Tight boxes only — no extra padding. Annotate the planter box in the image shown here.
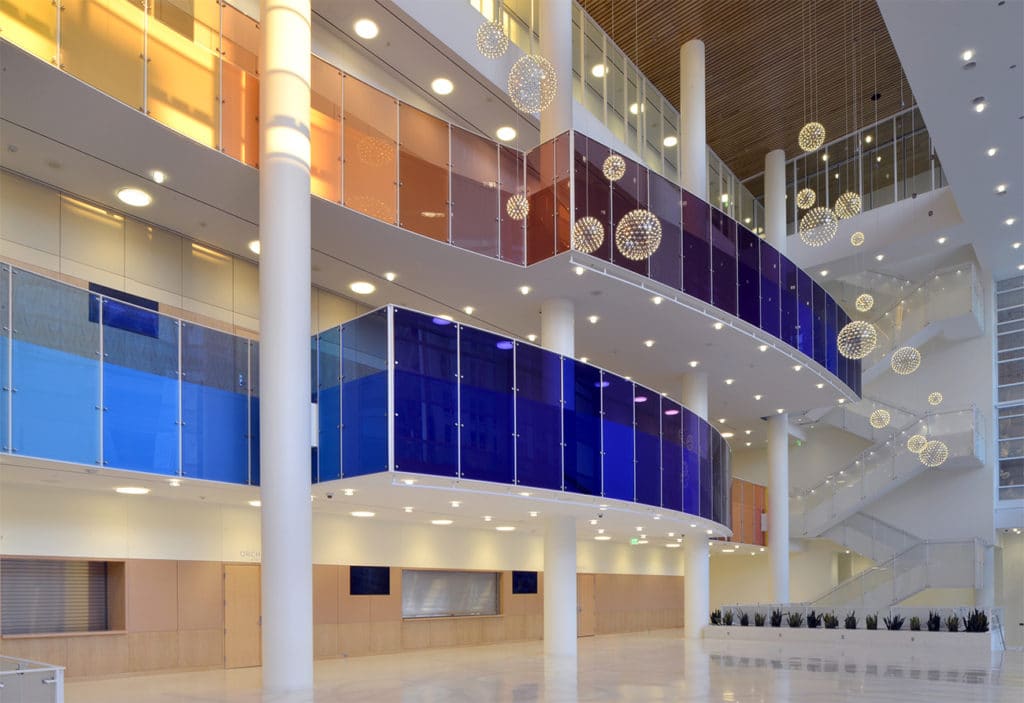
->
[703,625,1001,652]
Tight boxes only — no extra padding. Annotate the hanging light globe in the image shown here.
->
[855,293,875,312]
[799,206,838,247]
[572,216,605,254]
[850,231,865,247]
[919,440,949,467]
[907,434,928,454]
[476,20,509,59]
[506,193,529,221]
[869,409,891,429]
[890,346,922,375]
[798,121,826,152]
[928,392,943,406]
[615,209,662,260]
[508,54,557,114]
[834,191,863,219]
[797,188,817,209]
[602,154,626,182]
[837,320,878,359]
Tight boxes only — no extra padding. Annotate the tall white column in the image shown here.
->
[684,535,709,639]
[765,149,787,253]
[679,39,707,200]
[258,0,313,693]
[544,515,578,658]
[680,371,708,420]
[541,298,574,357]
[539,0,573,142]
[768,413,790,603]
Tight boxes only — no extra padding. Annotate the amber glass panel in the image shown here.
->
[221,5,259,166]
[343,75,397,225]
[0,0,58,62]
[499,145,525,264]
[398,103,449,242]
[146,0,220,148]
[61,0,145,110]
[554,132,572,253]
[526,140,555,265]
[311,57,342,202]
[451,127,499,258]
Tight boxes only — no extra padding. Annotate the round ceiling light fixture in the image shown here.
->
[506,193,530,221]
[869,408,891,429]
[796,187,817,209]
[837,320,878,359]
[850,231,866,247]
[615,209,662,261]
[919,440,949,467]
[476,20,509,59]
[349,281,376,295]
[855,293,875,312]
[508,54,557,114]
[116,187,152,207]
[353,18,379,39]
[603,154,626,181]
[430,77,454,95]
[798,206,838,247]
[907,434,928,454]
[572,216,605,254]
[495,126,517,142]
[928,392,943,406]
[890,346,922,375]
[798,121,826,152]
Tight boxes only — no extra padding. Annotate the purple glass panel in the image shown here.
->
[780,255,799,349]
[634,387,661,508]
[499,145,525,265]
[526,140,555,265]
[586,137,613,262]
[682,191,711,302]
[515,343,562,490]
[648,171,682,290]
[555,132,572,253]
[451,126,499,258]
[682,409,700,515]
[610,157,649,276]
[813,281,827,368]
[759,242,781,338]
[710,209,737,315]
[601,374,634,502]
[736,224,760,327]
[797,270,814,358]
[698,417,713,520]
[660,399,683,512]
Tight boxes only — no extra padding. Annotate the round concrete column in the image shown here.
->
[679,39,707,200]
[768,413,790,603]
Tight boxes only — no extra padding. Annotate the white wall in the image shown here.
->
[731,426,872,493]
[997,530,1023,648]
[708,540,848,609]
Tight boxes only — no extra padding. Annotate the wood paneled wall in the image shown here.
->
[592,574,684,634]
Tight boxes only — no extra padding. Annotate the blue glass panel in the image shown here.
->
[317,327,342,482]
[853,358,863,397]
[648,172,682,290]
[812,282,827,368]
[342,309,388,477]
[797,270,814,358]
[250,341,260,485]
[780,256,799,349]
[459,326,514,484]
[660,399,682,512]
[0,265,9,453]
[682,410,700,515]
[102,306,178,475]
[712,432,725,525]
[736,225,760,327]
[563,359,601,496]
[181,324,249,484]
[11,270,99,464]
[698,417,713,520]
[610,158,648,276]
[601,373,634,502]
[682,191,710,302]
[634,387,660,508]
[393,309,458,477]
[759,241,780,338]
[515,343,562,490]
[826,296,838,375]
[838,306,849,388]
[710,210,737,315]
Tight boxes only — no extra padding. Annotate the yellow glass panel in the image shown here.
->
[61,0,145,110]
[0,0,58,63]
[311,57,341,203]
[221,5,259,166]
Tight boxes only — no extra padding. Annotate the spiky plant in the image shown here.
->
[963,609,989,633]
[927,611,941,632]
[710,609,722,625]
[738,610,749,627]
[823,612,839,629]
[770,609,783,627]
[865,614,878,631]
[722,609,734,626]
[946,615,960,632]
[754,612,766,627]
[787,611,804,628]
[844,612,858,630]
[883,613,905,631]
[806,610,821,628]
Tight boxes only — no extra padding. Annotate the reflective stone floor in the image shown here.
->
[65,630,1024,702]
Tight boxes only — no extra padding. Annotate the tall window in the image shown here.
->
[997,275,1024,500]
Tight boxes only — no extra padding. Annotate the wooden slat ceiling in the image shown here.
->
[582,0,914,181]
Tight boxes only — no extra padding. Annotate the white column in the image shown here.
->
[684,535,709,639]
[544,515,578,658]
[680,371,708,421]
[258,0,313,693]
[539,0,573,142]
[765,149,787,253]
[679,39,707,200]
[541,298,574,357]
[976,544,995,608]
[768,413,790,603]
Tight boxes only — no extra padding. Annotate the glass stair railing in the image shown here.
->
[821,512,920,564]
[793,394,919,443]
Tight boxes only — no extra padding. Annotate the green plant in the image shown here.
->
[738,610,749,627]
[865,614,878,630]
[963,609,989,633]
[787,612,804,628]
[770,609,783,627]
[844,612,858,630]
[927,611,941,632]
[754,612,766,627]
[806,610,821,628]
[945,615,960,632]
[722,609,734,626]
[909,616,921,631]
[823,612,839,629]
[710,609,722,625]
[883,613,905,631]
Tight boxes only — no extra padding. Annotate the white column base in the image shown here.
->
[544,515,578,658]
[684,535,710,639]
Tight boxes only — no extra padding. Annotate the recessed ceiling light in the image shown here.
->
[384,271,397,281]
[718,418,726,424]
[721,432,734,438]
[663,135,678,148]
[431,519,453,526]
[402,478,416,485]
[822,153,829,162]
[248,240,261,255]
[864,134,873,144]
[875,254,885,261]
[351,511,375,518]
[689,523,697,528]
[404,506,413,513]
[688,360,699,368]
[519,285,531,295]
[1018,264,1024,271]
[496,526,516,532]
[706,529,713,535]
[974,102,986,113]
[1007,219,1018,227]
[987,147,998,157]
[962,49,974,62]
[936,237,947,244]
[590,519,598,525]
[349,281,376,295]
[529,511,538,517]
[116,486,150,495]
[792,365,803,372]
[816,383,825,389]
[720,193,729,204]
[666,543,680,548]
[591,64,607,78]
[169,479,181,487]
[644,339,655,347]
[837,398,846,404]
[996,184,1008,194]
[776,408,785,414]
[713,322,724,330]
[574,266,585,276]
[151,170,167,184]
[450,501,461,508]
[754,394,762,400]
[819,270,828,277]
[579,356,589,363]
[724,378,734,385]
[651,295,663,305]
[248,499,261,507]
[496,126,517,142]
[353,18,379,39]
[588,315,599,324]
[463,306,475,315]
[116,187,152,207]
[758,344,768,352]
[744,217,751,224]
[343,488,355,496]
[629,102,641,115]
[519,491,532,497]
[1013,241,1021,249]
[595,535,612,541]
[876,155,882,163]
[744,430,752,435]
[431,78,454,95]
[527,334,537,342]
[745,441,752,446]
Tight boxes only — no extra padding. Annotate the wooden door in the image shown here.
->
[224,564,261,668]
[577,573,596,637]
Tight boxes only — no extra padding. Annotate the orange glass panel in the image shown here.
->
[221,5,259,166]
[555,132,572,253]
[499,145,525,264]
[343,75,397,225]
[398,103,449,242]
[526,139,555,265]
[311,57,342,202]
[0,0,58,63]
[61,0,145,110]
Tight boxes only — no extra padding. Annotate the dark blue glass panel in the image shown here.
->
[317,327,342,482]
[515,343,562,490]
[0,265,7,453]
[88,283,159,337]
[736,225,760,327]
[797,270,814,358]
[712,432,725,525]
[660,399,682,512]
[610,158,648,276]
[181,324,249,484]
[459,326,514,484]
[393,309,458,477]
[759,241,780,338]
[250,342,260,485]
[826,296,838,375]
[682,410,700,515]
[634,388,660,508]
[838,305,849,388]
[648,172,682,290]
[563,359,602,496]
[853,358,863,397]
[698,417,713,520]
[710,210,737,315]
[342,309,388,477]
[103,305,179,475]
[682,191,711,302]
[601,374,634,502]
[812,282,827,368]
[780,256,799,349]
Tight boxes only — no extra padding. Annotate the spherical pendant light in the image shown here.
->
[869,409,891,429]
[615,209,662,260]
[890,346,922,375]
[572,216,605,254]
[797,188,817,209]
[927,392,943,406]
[850,231,865,247]
[506,193,529,220]
[476,20,509,59]
[837,320,878,359]
[907,434,928,454]
[855,293,875,312]
[798,121,826,152]
[919,440,949,467]
[508,54,557,114]
[834,191,863,219]
[799,206,838,247]
[603,154,626,182]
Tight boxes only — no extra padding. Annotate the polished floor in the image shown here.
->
[65,630,1024,702]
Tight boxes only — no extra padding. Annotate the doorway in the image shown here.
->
[577,573,596,637]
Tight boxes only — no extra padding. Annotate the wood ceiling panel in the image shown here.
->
[582,0,913,180]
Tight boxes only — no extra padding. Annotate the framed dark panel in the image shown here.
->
[341,309,388,477]
[736,225,760,327]
[780,256,800,349]
[660,399,683,512]
[698,417,713,521]
[601,374,634,502]
[563,359,602,496]
[634,387,661,508]
[499,145,526,265]
[710,209,737,315]
[88,283,159,337]
[797,270,814,359]
[526,140,555,265]
[451,126,499,258]
[648,172,682,290]
[682,191,711,302]
[350,566,390,595]
[682,409,701,516]
[826,295,838,375]
[838,307,850,387]
[759,242,781,338]
[459,326,515,484]
[512,570,538,594]
[812,281,827,369]
[585,136,613,262]
[515,343,562,490]
[317,327,341,482]
[610,157,649,276]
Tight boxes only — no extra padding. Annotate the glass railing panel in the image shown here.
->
[610,155,648,276]
[525,139,556,264]
[340,308,388,477]
[581,14,604,120]
[736,224,760,327]
[812,281,827,369]
[451,126,500,258]
[343,75,397,225]
[555,132,572,254]
[698,415,713,521]
[514,341,562,490]
[498,145,526,264]
[682,408,700,515]
[648,171,682,290]
[601,372,634,502]
[458,325,515,484]
[398,104,450,242]
[248,340,260,484]
[0,264,8,453]
[681,189,711,303]
[220,3,259,166]
[634,385,661,507]
[61,0,145,111]
[661,398,683,512]
[310,56,342,203]
[573,133,613,261]
[710,209,737,316]
[316,326,341,482]
[563,357,601,496]
[759,241,781,338]
[780,256,799,350]
[0,0,58,63]
[605,47,627,144]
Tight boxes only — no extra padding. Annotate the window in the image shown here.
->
[511,571,538,594]
[401,570,499,618]
[350,566,390,595]
[997,276,1024,500]
[1,559,124,636]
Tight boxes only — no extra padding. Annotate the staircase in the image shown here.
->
[793,394,918,443]
[822,512,920,563]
